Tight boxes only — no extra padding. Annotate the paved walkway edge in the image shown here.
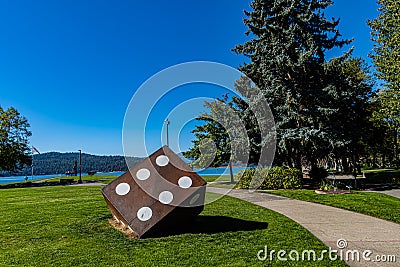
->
[207,187,400,267]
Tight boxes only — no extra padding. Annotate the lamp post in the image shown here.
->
[31,155,34,181]
[165,118,170,147]
[31,146,40,181]
[229,161,234,184]
[78,150,82,184]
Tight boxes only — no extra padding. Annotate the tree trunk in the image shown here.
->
[341,156,349,173]
[294,153,302,171]
[394,126,398,169]
[382,153,386,168]
[372,154,377,168]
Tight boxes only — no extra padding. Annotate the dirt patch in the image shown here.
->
[108,218,138,239]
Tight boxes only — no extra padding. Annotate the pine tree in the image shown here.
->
[232,0,351,169]
[323,55,375,171]
[185,0,373,173]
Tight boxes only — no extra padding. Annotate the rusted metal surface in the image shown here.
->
[101,146,206,238]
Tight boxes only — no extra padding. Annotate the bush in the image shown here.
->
[235,168,256,189]
[235,166,302,190]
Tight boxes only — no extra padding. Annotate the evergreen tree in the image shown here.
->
[185,1,375,174]
[232,0,351,169]
[323,55,375,171]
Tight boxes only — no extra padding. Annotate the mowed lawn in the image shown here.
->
[0,186,346,266]
[268,190,400,224]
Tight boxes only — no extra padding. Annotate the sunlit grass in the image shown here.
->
[0,186,346,266]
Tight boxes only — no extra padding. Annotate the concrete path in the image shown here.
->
[207,187,400,267]
[371,189,400,199]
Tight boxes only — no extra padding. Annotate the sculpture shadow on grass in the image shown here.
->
[143,216,269,238]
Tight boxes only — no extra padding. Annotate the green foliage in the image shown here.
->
[373,88,400,127]
[318,180,344,191]
[366,0,400,167]
[187,1,374,172]
[0,187,345,266]
[0,106,32,172]
[368,0,400,89]
[232,0,355,169]
[370,88,400,166]
[234,168,256,189]
[184,117,230,168]
[235,167,302,190]
[323,57,375,164]
[319,181,332,191]
[184,77,263,168]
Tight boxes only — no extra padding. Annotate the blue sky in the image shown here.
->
[0,0,379,156]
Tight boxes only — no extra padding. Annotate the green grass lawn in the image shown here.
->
[196,175,232,183]
[44,175,116,184]
[0,186,346,266]
[268,190,400,224]
[362,168,400,173]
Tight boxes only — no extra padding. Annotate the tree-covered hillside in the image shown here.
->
[17,152,143,176]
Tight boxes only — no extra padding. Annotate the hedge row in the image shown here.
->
[234,167,303,190]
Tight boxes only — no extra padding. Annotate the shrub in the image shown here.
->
[235,168,256,189]
[319,181,331,191]
[235,166,302,190]
[280,167,303,189]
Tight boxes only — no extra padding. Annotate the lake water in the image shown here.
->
[0,168,247,185]
[0,174,64,185]
[195,167,247,176]
[0,172,124,185]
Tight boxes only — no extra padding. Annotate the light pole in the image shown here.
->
[78,150,82,184]
[31,154,34,181]
[31,146,40,181]
[229,161,234,184]
[165,118,170,147]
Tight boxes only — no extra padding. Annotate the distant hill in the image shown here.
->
[17,152,143,176]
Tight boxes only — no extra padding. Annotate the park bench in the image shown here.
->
[325,172,366,189]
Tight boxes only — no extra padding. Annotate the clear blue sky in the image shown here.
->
[0,0,379,156]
